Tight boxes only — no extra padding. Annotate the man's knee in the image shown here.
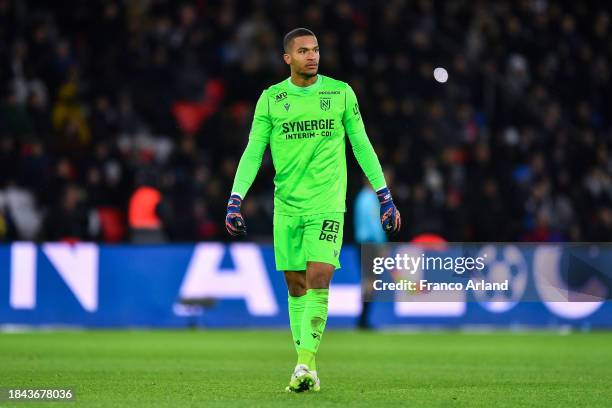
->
[307,262,334,289]
[288,282,307,297]
[285,271,307,297]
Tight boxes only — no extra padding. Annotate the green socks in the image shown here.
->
[297,288,329,371]
[288,289,330,372]
[288,293,307,352]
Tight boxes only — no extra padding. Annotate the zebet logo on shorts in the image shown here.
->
[319,220,340,243]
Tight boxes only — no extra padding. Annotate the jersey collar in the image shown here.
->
[286,75,322,94]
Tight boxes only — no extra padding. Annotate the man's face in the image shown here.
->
[284,35,319,77]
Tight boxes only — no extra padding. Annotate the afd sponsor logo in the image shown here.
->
[275,92,287,102]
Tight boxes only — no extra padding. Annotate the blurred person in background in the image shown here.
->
[353,175,388,330]
[128,172,165,244]
[42,184,91,243]
[354,176,387,245]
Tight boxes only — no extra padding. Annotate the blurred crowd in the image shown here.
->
[0,0,611,243]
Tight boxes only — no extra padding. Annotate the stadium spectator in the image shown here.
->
[354,177,387,244]
[42,184,92,243]
[128,183,165,243]
[353,176,387,329]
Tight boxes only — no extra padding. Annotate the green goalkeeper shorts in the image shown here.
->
[273,212,344,271]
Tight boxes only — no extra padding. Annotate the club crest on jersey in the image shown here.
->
[320,97,331,111]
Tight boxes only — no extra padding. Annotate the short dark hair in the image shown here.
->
[283,28,316,52]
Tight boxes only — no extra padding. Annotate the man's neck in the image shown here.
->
[290,72,318,87]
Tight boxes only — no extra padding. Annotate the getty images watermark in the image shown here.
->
[361,243,612,303]
[371,251,506,292]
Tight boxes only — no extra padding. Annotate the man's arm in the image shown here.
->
[231,90,272,198]
[226,90,271,236]
[343,84,386,191]
[344,84,401,235]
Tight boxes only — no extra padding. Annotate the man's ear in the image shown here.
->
[283,53,291,65]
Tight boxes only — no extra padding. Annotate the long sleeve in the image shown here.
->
[343,84,387,191]
[231,90,271,197]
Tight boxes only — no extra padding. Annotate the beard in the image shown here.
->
[298,67,318,78]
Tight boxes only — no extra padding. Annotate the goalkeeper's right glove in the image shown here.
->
[377,186,401,235]
[225,193,247,236]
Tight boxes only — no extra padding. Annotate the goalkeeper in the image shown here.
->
[225,28,401,393]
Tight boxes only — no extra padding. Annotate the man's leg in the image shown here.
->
[297,261,334,372]
[273,212,306,352]
[284,271,306,353]
[287,213,341,392]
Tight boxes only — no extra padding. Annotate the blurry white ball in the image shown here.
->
[433,67,448,83]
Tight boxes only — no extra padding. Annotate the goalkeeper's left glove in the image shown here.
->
[377,186,401,235]
[225,193,247,236]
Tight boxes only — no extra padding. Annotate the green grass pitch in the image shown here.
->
[1,330,611,407]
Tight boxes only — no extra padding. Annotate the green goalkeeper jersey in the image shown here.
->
[231,74,386,215]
